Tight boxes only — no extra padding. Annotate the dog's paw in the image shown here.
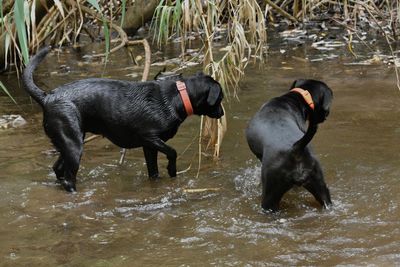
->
[61,180,77,193]
[323,201,332,210]
[148,172,160,179]
[167,164,177,177]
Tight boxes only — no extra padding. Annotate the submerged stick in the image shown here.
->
[176,164,192,175]
[83,134,101,144]
[183,188,221,193]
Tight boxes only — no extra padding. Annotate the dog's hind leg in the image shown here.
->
[303,165,332,208]
[59,141,83,192]
[53,155,65,181]
[143,147,159,178]
[143,138,177,177]
[261,167,293,212]
[45,109,84,192]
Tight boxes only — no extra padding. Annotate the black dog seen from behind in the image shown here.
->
[246,79,333,212]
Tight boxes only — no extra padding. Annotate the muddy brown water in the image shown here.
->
[1,42,400,266]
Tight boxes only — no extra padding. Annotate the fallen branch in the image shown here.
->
[265,0,298,23]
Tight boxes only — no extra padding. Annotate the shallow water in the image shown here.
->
[1,38,400,266]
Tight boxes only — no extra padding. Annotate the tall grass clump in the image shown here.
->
[0,0,121,101]
[0,0,119,72]
[152,0,267,161]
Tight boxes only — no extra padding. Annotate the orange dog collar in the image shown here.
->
[176,81,194,116]
[290,88,315,110]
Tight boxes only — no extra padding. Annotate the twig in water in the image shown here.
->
[84,134,101,144]
[177,164,192,175]
[183,188,221,193]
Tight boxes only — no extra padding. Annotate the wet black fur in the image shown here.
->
[246,79,333,212]
[23,47,224,192]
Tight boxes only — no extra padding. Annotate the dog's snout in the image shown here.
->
[208,106,224,119]
[218,106,224,117]
[216,106,224,118]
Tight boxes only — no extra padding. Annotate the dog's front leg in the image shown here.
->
[144,138,177,177]
[143,147,159,178]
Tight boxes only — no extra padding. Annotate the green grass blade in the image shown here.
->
[86,0,109,63]
[103,20,110,62]
[120,0,126,27]
[14,0,29,65]
[0,81,17,104]
[86,0,101,12]
[0,0,4,32]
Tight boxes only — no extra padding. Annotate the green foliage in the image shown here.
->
[120,0,126,27]
[87,0,110,60]
[14,0,29,65]
[0,81,17,104]
[86,0,101,12]
[0,0,112,103]
[0,1,4,32]
[151,0,188,47]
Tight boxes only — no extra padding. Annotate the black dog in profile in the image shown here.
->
[246,79,333,212]
[23,47,224,192]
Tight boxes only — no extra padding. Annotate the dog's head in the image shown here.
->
[186,72,224,119]
[291,79,333,123]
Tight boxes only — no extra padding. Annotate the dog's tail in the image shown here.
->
[22,46,51,107]
[292,114,318,152]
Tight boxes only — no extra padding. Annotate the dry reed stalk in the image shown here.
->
[357,1,400,90]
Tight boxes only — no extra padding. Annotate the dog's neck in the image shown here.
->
[282,92,312,128]
[290,88,315,110]
[169,81,193,121]
[176,81,193,116]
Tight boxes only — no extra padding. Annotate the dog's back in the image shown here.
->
[246,97,307,160]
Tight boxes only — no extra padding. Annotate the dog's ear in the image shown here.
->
[290,79,305,89]
[154,67,166,80]
[321,87,333,111]
[196,71,205,77]
[207,84,221,106]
